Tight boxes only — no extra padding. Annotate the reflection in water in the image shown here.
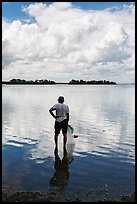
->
[50,144,74,189]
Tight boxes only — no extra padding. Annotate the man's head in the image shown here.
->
[58,96,64,103]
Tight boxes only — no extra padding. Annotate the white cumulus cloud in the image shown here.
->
[2,2,135,83]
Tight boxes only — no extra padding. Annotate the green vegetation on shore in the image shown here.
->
[2,78,56,85]
[2,78,117,85]
[68,79,117,84]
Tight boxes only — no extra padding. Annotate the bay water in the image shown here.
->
[2,84,135,200]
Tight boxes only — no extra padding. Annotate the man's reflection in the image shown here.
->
[50,145,74,188]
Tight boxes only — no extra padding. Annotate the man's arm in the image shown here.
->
[49,107,56,119]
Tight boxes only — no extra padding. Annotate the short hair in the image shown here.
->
[58,96,64,103]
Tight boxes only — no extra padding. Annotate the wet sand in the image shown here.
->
[2,191,135,202]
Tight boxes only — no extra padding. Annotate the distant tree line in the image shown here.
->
[2,78,56,84]
[68,79,117,85]
[2,78,117,85]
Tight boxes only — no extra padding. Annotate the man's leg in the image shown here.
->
[63,133,67,147]
[62,119,68,147]
[54,133,59,148]
[54,121,60,148]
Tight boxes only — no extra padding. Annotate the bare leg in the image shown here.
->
[63,144,67,156]
[54,133,59,148]
[63,133,67,147]
[54,145,58,157]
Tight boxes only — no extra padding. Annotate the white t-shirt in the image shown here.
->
[52,103,69,122]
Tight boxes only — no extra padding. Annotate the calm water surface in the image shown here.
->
[2,84,135,200]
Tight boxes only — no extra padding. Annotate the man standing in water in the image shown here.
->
[49,96,69,148]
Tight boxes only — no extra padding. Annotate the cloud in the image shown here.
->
[2,2,135,82]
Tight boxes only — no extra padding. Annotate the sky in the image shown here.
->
[2,2,135,83]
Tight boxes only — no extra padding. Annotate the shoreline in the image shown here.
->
[2,191,135,202]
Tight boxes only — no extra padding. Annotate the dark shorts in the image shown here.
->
[54,119,68,134]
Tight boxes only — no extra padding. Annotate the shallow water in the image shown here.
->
[2,84,135,200]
